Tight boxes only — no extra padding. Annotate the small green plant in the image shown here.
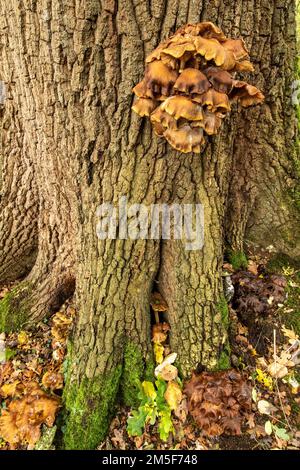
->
[264,420,290,441]
[127,378,174,442]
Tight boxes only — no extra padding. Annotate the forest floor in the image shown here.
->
[0,248,299,450]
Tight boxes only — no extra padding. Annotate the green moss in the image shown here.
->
[214,297,231,370]
[0,283,33,332]
[227,250,248,271]
[121,342,145,407]
[216,346,231,370]
[218,297,230,330]
[63,367,122,450]
[121,341,155,407]
[266,253,300,274]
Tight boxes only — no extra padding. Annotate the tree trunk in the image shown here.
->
[0,0,298,449]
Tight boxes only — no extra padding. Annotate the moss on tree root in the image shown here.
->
[63,341,154,449]
[63,368,123,450]
[227,249,248,271]
[121,342,154,407]
[215,297,231,371]
[0,283,33,332]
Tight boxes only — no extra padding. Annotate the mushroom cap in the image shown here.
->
[164,125,205,153]
[132,97,158,117]
[223,38,249,61]
[193,89,231,113]
[201,110,224,135]
[176,22,226,41]
[150,106,177,129]
[150,292,168,312]
[174,68,211,95]
[162,41,196,59]
[230,81,265,107]
[194,37,236,70]
[161,95,204,121]
[145,60,179,96]
[204,66,233,94]
[233,60,254,72]
[146,43,178,70]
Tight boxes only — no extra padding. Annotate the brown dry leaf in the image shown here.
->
[174,397,188,423]
[164,381,182,410]
[159,364,178,382]
[247,413,256,429]
[248,260,258,275]
[42,370,64,390]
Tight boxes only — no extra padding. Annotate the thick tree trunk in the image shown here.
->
[0,0,298,449]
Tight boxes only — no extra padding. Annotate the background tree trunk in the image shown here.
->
[0,0,298,449]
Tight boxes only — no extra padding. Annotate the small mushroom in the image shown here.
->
[174,68,211,95]
[150,292,168,324]
[161,95,203,121]
[164,125,205,153]
[230,81,265,107]
[193,89,231,113]
[145,60,179,97]
[132,97,158,117]
[204,66,233,94]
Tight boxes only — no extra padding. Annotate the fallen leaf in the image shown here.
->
[264,420,273,435]
[257,399,278,415]
[268,362,288,379]
[164,382,182,411]
[153,343,164,364]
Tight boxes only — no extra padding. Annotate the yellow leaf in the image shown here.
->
[142,381,157,400]
[256,369,273,390]
[0,381,20,398]
[153,343,164,364]
[164,381,182,411]
[17,331,29,346]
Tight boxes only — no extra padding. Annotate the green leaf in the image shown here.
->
[155,378,167,409]
[158,407,174,442]
[274,426,290,441]
[127,408,148,437]
[142,381,157,401]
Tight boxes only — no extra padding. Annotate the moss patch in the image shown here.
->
[227,250,248,271]
[121,341,155,407]
[121,342,145,407]
[63,367,122,450]
[0,283,33,332]
[216,345,231,370]
[214,297,231,370]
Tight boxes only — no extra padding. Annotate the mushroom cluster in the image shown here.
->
[132,22,264,153]
[184,369,252,436]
